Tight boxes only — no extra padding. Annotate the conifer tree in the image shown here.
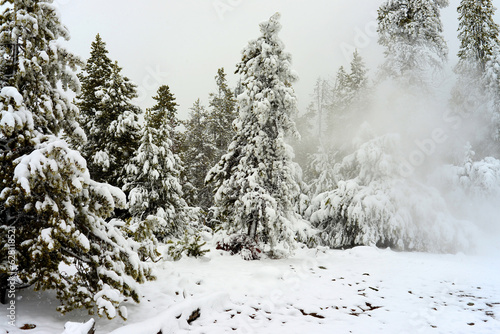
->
[77,36,142,189]
[331,67,349,110]
[125,86,187,244]
[348,50,369,95]
[293,102,318,180]
[0,0,152,319]
[457,0,500,74]
[208,67,237,156]
[453,0,500,155]
[312,77,330,145]
[149,84,181,154]
[181,99,216,210]
[377,0,449,84]
[328,51,369,136]
[486,45,500,144]
[207,13,310,253]
[309,52,369,196]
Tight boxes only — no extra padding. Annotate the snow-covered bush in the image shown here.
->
[167,233,210,261]
[216,233,262,261]
[432,148,500,235]
[306,134,472,252]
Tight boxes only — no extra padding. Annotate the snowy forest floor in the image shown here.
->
[1,245,500,334]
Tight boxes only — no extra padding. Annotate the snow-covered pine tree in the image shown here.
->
[0,0,152,319]
[77,36,142,189]
[179,68,236,211]
[457,0,500,74]
[307,51,369,197]
[73,34,111,153]
[311,77,330,145]
[207,13,311,254]
[149,84,182,155]
[307,146,337,197]
[327,51,369,141]
[125,85,188,245]
[431,142,500,237]
[487,44,500,144]
[208,67,237,156]
[348,50,369,98]
[453,0,500,156]
[377,0,449,85]
[181,99,216,210]
[293,102,318,181]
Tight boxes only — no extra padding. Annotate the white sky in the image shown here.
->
[55,0,499,120]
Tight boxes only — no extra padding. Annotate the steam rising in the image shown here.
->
[299,64,500,254]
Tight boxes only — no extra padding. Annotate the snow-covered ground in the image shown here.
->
[1,245,500,334]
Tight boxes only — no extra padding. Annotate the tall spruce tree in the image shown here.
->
[125,85,187,244]
[312,77,330,145]
[377,0,449,85]
[0,0,152,319]
[327,51,369,135]
[77,36,142,189]
[487,45,500,144]
[457,0,500,74]
[207,13,310,253]
[181,99,216,210]
[149,84,182,154]
[208,67,237,157]
[453,0,500,155]
[72,34,111,152]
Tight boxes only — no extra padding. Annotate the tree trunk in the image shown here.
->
[247,213,257,241]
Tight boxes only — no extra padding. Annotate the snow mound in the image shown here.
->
[61,319,95,334]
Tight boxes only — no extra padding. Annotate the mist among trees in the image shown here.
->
[1,0,500,322]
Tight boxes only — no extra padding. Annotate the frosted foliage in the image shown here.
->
[457,157,500,197]
[457,0,499,74]
[208,13,313,252]
[0,87,33,136]
[486,44,500,134]
[306,135,472,252]
[454,0,500,146]
[428,153,500,242]
[75,38,142,188]
[0,0,83,137]
[0,11,150,316]
[308,148,337,197]
[1,128,149,318]
[125,108,187,242]
[437,155,500,199]
[377,0,449,84]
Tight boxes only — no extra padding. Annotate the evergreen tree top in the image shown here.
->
[349,50,368,90]
[83,34,113,79]
[151,85,178,111]
[210,68,235,104]
[215,68,228,91]
[259,12,282,37]
[148,85,178,128]
[237,12,298,103]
